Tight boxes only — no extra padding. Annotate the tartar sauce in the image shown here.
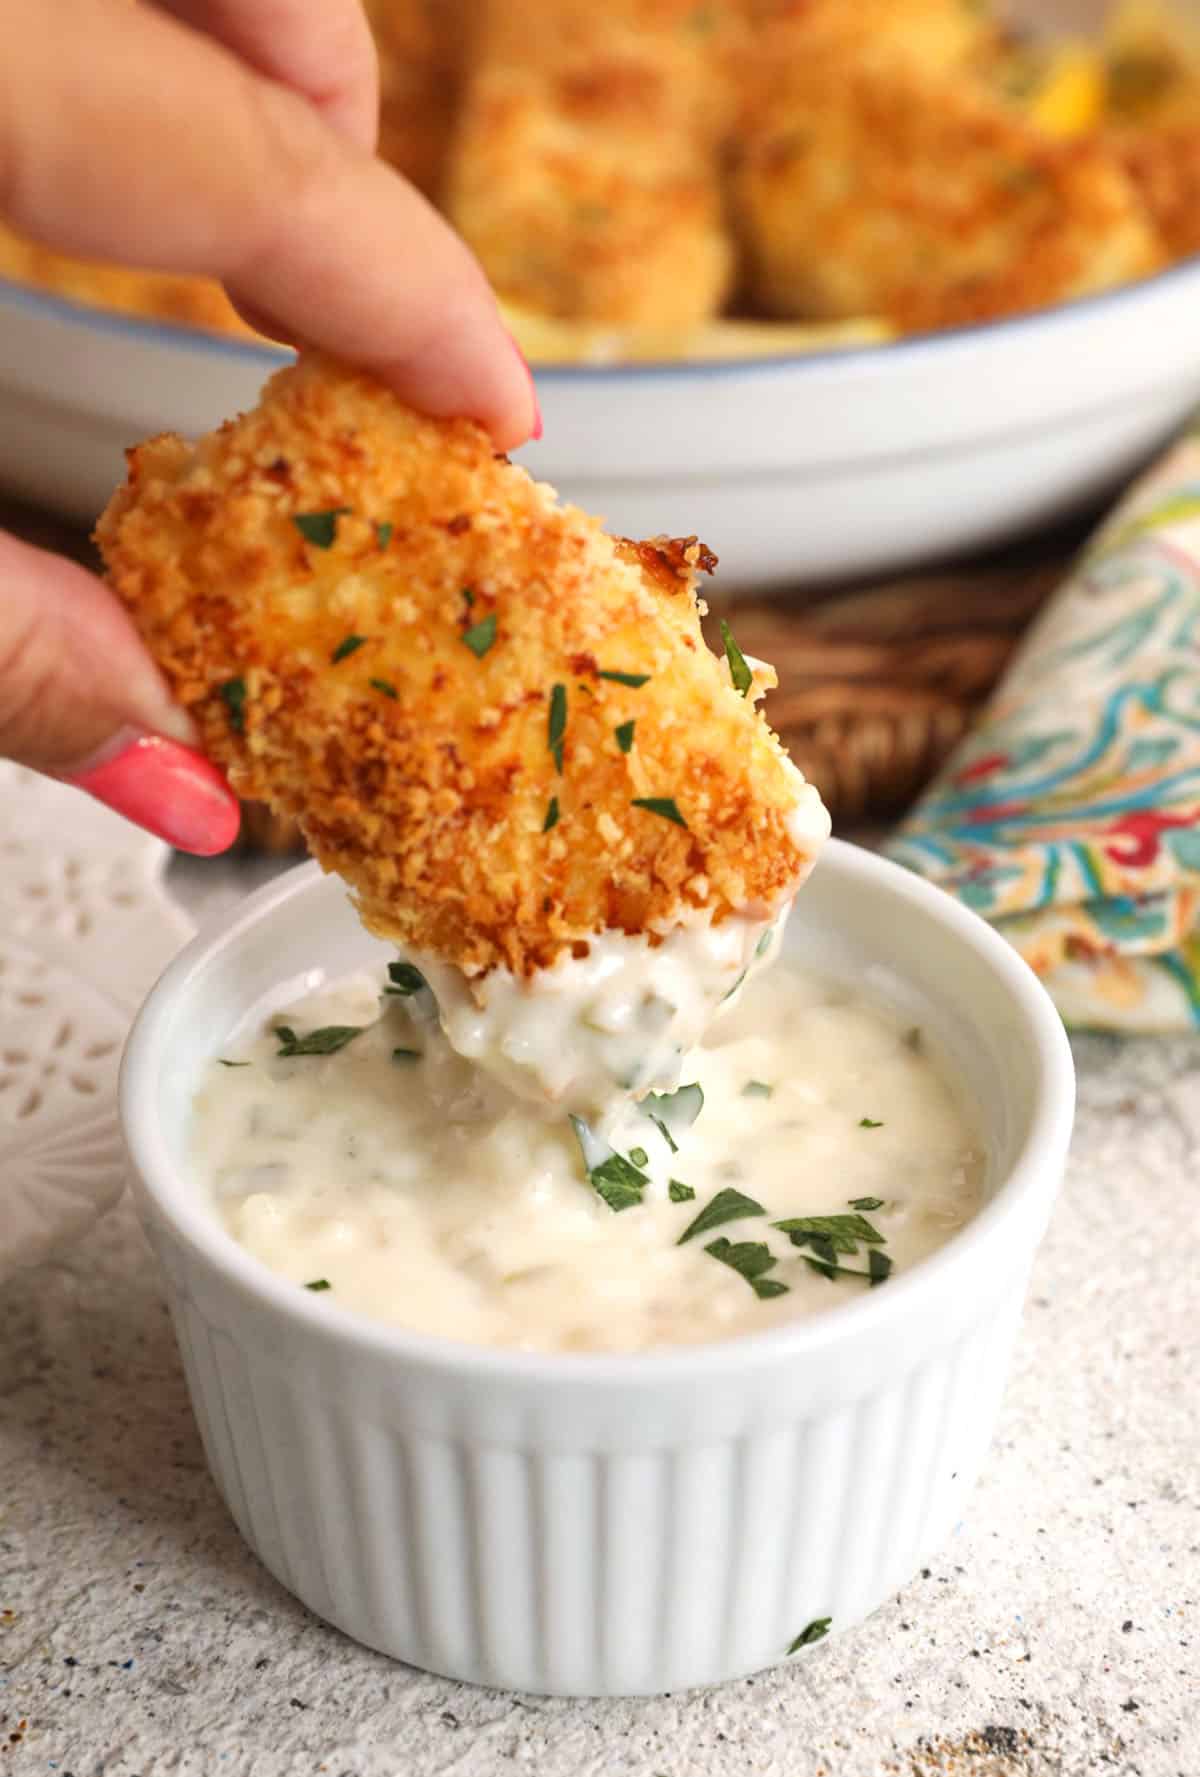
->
[408,769,831,1121]
[195,963,983,1353]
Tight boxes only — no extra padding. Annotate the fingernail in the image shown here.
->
[58,729,242,856]
[508,331,543,442]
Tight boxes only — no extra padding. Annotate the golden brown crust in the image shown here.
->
[444,0,735,329]
[1111,121,1200,260]
[96,355,815,975]
[737,0,1001,83]
[732,45,1165,331]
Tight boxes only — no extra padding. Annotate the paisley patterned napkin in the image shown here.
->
[888,422,1200,1031]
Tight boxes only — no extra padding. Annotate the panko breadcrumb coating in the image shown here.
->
[96,356,822,978]
[739,0,1000,81]
[732,47,1164,332]
[1112,122,1200,260]
[444,0,734,329]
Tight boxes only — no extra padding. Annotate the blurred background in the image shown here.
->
[1,0,1198,838]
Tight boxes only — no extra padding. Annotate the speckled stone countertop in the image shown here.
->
[1,853,1196,1777]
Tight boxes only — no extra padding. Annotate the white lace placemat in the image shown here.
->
[0,763,195,1281]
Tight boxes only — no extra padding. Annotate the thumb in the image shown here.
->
[0,530,241,855]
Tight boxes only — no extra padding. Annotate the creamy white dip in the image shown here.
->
[195,963,983,1353]
[410,772,831,1121]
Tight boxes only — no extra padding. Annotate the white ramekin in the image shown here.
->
[120,842,1074,1697]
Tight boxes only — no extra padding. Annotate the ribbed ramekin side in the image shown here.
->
[160,1269,1033,1696]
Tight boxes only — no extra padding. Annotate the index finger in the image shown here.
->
[0,0,536,449]
[155,0,380,151]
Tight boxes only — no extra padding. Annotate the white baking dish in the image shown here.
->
[119,842,1074,1695]
[5,259,1200,589]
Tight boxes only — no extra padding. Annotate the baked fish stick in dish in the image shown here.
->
[444,0,734,330]
[96,356,828,1118]
[733,46,1164,332]
[739,0,1001,79]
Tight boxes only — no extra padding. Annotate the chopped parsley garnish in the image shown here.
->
[293,507,350,548]
[719,618,753,698]
[668,1179,696,1203]
[462,588,475,607]
[385,960,427,996]
[773,1211,889,1283]
[868,1249,893,1286]
[801,1248,893,1286]
[782,1216,890,1286]
[548,682,567,772]
[569,1116,649,1212]
[705,1237,789,1300]
[589,1151,649,1213]
[376,521,393,549]
[615,720,636,753]
[677,1186,766,1245]
[859,1117,883,1128]
[848,1196,885,1212]
[755,927,775,958]
[628,1146,649,1169]
[305,1278,332,1292]
[462,612,497,657]
[331,634,366,663]
[219,677,247,734]
[597,668,651,688]
[644,1082,703,1149]
[632,796,687,828]
[773,1213,885,1254]
[391,1047,422,1063]
[743,1080,773,1099]
[802,1253,862,1283]
[543,797,560,833]
[274,1024,365,1058]
[722,969,747,1004]
[217,1059,249,1068]
[369,677,398,699]
[788,1619,831,1653]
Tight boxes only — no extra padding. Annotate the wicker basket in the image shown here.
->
[705,545,1066,825]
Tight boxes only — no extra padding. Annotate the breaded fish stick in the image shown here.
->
[365,0,464,201]
[1112,122,1200,261]
[97,356,827,1112]
[444,0,734,330]
[733,45,1163,332]
[738,0,1000,80]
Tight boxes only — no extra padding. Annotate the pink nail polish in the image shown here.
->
[508,331,543,442]
[59,731,242,856]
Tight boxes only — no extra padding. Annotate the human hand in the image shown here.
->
[0,0,540,853]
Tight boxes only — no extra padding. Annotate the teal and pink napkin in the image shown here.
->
[888,422,1200,1031]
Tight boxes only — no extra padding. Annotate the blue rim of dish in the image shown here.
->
[2,252,1200,381]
